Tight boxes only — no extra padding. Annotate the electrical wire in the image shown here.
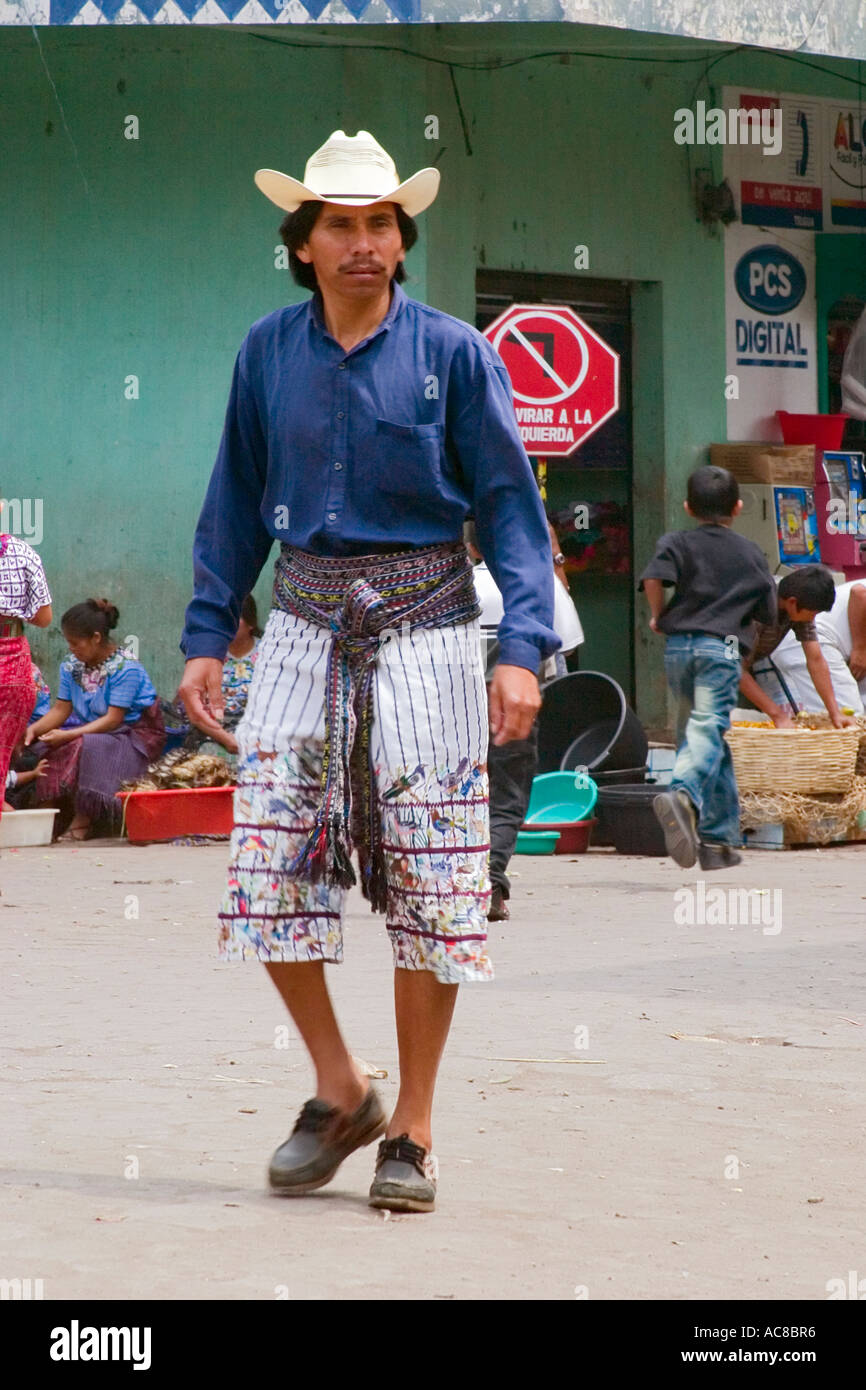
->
[244,30,866,89]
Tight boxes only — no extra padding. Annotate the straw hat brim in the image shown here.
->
[254,167,440,218]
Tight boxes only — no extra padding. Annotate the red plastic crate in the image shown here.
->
[776,411,848,450]
[117,786,236,842]
[518,817,596,854]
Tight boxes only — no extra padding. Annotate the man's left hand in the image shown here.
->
[488,663,542,745]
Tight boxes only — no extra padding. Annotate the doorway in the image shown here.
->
[476,269,635,702]
[816,233,866,449]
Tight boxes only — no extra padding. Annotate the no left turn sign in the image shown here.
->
[483,303,620,456]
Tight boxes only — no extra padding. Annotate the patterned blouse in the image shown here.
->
[58,649,158,726]
[222,642,259,726]
[0,534,52,620]
[31,663,52,721]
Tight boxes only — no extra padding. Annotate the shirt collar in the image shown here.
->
[309,278,407,346]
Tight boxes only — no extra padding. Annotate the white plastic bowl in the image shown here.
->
[0,809,58,848]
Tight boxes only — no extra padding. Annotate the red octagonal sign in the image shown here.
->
[483,304,620,457]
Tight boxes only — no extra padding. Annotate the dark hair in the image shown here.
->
[278,201,418,291]
[61,597,119,639]
[687,465,740,520]
[240,593,263,638]
[778,564,836,613]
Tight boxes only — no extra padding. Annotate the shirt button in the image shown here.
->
[337,411,345,419]
[334,462,343,470]
[327,512,337,521]
[337,363,346,371]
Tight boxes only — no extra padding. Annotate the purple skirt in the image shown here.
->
[34,700,166,825]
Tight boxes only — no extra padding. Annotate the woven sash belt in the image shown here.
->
[271,539,481,913]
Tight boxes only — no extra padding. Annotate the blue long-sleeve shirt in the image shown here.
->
[181,280,560,673]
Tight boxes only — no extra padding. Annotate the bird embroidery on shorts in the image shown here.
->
[229,882,251,916]
[458,765,483,796]
[381,762,425,800]
[240,833,270,855]
[407,906,436,933]
[440,756,470,792]
[295,748,324,784]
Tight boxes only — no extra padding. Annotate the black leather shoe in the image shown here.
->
[368,1133,438,1213]
[653,789,699,868]
[268,1086,386,1196]
[698,843,743,870]
[487,886,510,921]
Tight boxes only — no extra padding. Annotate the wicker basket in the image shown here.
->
[725,724,860,794]
[791,712,866,777]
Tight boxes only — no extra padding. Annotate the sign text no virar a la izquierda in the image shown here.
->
[483,304,620,457]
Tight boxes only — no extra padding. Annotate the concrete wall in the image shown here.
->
[1,22,860,723]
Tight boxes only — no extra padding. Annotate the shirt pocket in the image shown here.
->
[371,418,445,500]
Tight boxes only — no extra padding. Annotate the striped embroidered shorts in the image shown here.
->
[218,608,494,984]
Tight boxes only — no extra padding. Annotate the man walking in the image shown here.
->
[179,130,559,1212]
[465,518,583,920]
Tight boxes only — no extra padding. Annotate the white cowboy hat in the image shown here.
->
[254,129,440,217]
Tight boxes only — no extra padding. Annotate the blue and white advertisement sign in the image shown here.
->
[724,223,817,441]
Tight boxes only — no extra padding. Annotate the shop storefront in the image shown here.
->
[2,12,865,730]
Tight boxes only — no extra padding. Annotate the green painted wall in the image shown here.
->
[1,23,861,727]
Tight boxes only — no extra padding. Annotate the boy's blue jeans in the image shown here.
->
[663,634,742,848]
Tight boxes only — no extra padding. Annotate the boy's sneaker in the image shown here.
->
[698,843,743,871]
[653,789,699,868]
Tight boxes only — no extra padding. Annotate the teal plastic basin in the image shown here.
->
[524,770,598,825]
[515,829,560,855]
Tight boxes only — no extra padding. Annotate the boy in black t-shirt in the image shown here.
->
[639,465,777,870]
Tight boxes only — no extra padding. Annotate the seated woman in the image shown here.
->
[179,593,261,763]
[26,597,166,841]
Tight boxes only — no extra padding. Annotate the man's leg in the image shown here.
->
[369,620,492,1208]
[265,961,367,1114]
[387,970,458,1151]
[268,962,458,1151]
[220,610,386,1193]
[487,718,539,907]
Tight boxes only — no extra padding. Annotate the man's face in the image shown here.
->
[295,201,405,299]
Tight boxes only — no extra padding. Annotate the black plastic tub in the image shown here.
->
[537,671,648,775]
[568,762,648,786]
[596,783,668,856]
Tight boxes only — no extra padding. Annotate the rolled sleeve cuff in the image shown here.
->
[638,564,676,590]
[180,633,229,662]
[498,636,557,673]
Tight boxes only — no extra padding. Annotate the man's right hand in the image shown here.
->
[178,658,226,737]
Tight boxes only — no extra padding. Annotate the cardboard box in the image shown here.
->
[743,819,850,849]
[710,443,816,485]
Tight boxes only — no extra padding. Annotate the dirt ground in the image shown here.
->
[2,837,864,1301]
